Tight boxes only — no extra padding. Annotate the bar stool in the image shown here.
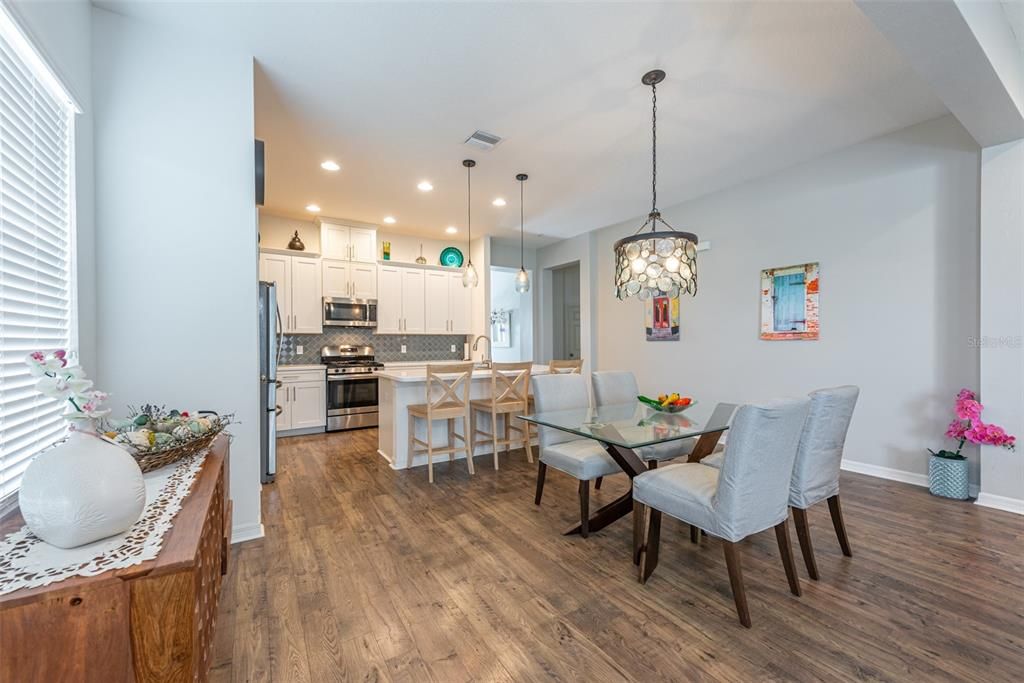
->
[470,362,533,470]
[548,359,583,374]
[407,362,474,483]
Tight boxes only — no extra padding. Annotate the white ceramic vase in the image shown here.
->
[18,428,146,549]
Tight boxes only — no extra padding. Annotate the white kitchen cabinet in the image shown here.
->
[322,259,350,299]
[401,268,425,334]
[290,257,323,334]
[277,368,326,434]
[378,264,471,335]
[259,253,291,331]
[319,219,377,263]
[448,271,471,334]
[424,271,450,334]
[377,265,426,334]
[350,262,377,299]
[322,260,377,300]
[377,265,403,333]
[260,252,321,334]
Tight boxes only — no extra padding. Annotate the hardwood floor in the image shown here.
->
[212,429,1024,682]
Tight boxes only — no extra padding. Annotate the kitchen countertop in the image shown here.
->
[377,365,549,382]
[382,360,469,368]
[277,363,326,371]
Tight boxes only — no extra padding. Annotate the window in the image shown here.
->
[0,5,77,506]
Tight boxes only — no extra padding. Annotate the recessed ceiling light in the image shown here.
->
[320,160,340,172]
[383,216,396,224]
[445,226,458,234]
[305,204,321,213]
[417,181,433,192]
[492,198,507,207]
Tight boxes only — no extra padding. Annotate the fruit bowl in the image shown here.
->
[638,395,697,413]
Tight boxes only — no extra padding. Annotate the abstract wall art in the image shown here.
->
[645,294,680,341]
[760,262,820,341]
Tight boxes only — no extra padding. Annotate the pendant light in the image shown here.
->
[613,70,699,301]
[514,173,530,294]
[462,159,479,288]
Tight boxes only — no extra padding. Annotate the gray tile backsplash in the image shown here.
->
[280,328,469,364]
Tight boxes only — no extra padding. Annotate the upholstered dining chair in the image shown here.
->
[531,373,621,537]
[702,386,859,580]
[592,371,705,468]
[633,397,811,627]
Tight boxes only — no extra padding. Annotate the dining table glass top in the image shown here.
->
[520,401,735,450]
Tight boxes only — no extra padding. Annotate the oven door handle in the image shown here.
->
[327,374,378,382]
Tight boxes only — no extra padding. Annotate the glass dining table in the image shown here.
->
[520,401,737,544]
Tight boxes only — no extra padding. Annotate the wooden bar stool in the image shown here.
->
[470,362,533,470]
[548,359,583,374]
[407,362,475,483]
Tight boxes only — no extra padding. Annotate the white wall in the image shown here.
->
[978,139,1024,510]
[9,0,96,373]
[594,115,981,485]
[490,267,533,363]
[537,233,597,371]
[91,9,261,542]
[259,210,319,253]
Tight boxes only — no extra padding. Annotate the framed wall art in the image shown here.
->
[760,262,819,341]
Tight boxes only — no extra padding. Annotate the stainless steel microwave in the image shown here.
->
[323,297,377,327]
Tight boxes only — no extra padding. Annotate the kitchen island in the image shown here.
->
[377,364,548,470]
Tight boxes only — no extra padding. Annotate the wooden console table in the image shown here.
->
[0,436,232,682]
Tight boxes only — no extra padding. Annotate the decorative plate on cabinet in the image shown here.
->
[439,247,464,267]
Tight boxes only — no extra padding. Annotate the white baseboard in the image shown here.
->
[974,492,1024,515]
[231,522,265,544]
[840,459,981,498]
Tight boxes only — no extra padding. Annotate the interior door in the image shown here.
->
[290,381,326,429]
[565,305,582,360]
[401,268,426,333]
[322,259,350,298]
[424,271,450,333]
[350,263,378,299]
[376,266,402,333]
[349,227,377,263]
[448,272,471,334]
[290,257,323,334]
[259,253,292,333]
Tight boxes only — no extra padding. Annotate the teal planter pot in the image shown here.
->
[928,454,970,500]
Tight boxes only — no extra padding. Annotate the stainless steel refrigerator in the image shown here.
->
[258,281,280,483]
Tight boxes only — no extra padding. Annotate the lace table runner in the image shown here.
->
[0,449,209,596]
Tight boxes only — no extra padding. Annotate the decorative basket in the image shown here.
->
[129,424,226,473]
[928,454,970,500]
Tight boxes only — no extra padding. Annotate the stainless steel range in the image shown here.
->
[322,345,382,431]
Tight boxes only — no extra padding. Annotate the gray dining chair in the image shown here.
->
[702,385,859,580]
[532,373,621,537]
[633,397,811,627]
[592,371,704,468]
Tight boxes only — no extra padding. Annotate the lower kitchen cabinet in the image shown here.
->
[278,368,325,434]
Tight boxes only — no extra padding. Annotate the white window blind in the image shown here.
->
[0,6,77,505]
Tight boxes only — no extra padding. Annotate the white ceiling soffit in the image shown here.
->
[856,0,1024,148]
[100,1,948,241]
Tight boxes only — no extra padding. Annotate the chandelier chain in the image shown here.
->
[651,80,657,216]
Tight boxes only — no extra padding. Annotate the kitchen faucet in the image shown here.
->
[472,335,492,368]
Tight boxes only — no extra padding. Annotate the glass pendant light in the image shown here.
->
[462,159,479,288]
[613,70,699,301]
[514,172,530,294]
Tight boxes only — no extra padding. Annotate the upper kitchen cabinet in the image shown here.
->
[424,270,471,334]
[323,260,377,299]
[259,252,323,334]
[377,264,425,334]
[318,219,377,263]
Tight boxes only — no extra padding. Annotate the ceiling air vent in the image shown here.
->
[464,130,502,151]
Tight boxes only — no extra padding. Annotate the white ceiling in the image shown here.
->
[101,1,948,244]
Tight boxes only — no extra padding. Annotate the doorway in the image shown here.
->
[489,266,534,363]
[551,263,581,361]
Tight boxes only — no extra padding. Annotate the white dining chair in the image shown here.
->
[591,371,703,467]
[532,373,621,537]
[702,386,859,580]
[633,397,811,627]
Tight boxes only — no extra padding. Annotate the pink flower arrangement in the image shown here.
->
[932,388,1016,460]
[25,349,110,429]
